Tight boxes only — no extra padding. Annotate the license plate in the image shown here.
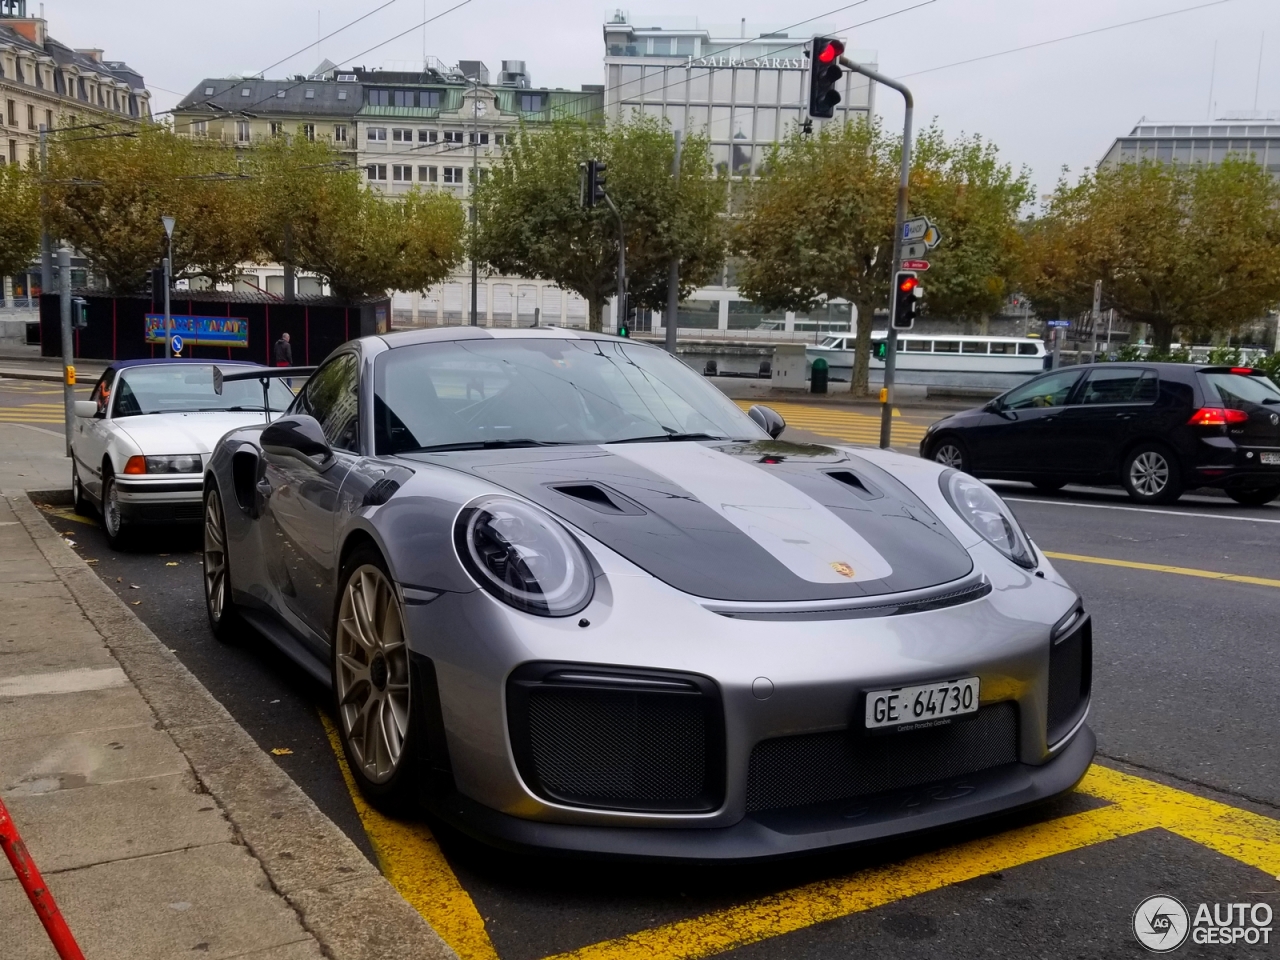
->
[1262,452,1280,465]
[864,677,980,733]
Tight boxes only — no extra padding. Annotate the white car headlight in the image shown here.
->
[454,496,595,617]
[941,471,1037,569]
[144,454,203,474]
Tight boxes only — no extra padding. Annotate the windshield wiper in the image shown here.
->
[409,438,570,453]
[609,431,730,443]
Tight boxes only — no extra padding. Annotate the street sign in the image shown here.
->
[902,259,930,271]
[902,217,930,242]
[923,225,942,249]
[902,241,928,259]
[1046,320,1071,327]
[170,334,183,355]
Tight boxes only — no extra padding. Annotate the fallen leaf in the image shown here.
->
[131,601,141,606]
[130,584,140,589]
[165,562,178,567]
[62,539,76,548]
[159,553,170,557]
[85,559,98,564]
[270,747,293,756]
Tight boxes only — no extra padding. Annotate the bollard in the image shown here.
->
[0,797,86,960]
[704,359,718,377]
[810,356,829,394]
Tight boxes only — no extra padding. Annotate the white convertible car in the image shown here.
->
[71,359,300,547]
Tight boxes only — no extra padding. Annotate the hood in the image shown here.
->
[113,412,273,456]
[404,440,973,603]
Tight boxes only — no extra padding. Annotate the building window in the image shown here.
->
[304,88,315,99]
[368,89,390,106]
[421,90,442,108]
[338,89,348,100]
[468,131,489,145]
[301,123,315,141]
[520,93,543,112]
[392,164,413,181]
[419,165,437,182]
[419,129,437,143]
[443,166,463,184]
[468,167,489,183]
[366,126,387,141]
[333,124,347,142]
[26,104,34,129]
[493,133,510,146]
[5,100,13,126]
[8,139,15,164]
[191,120,208,137]
[44,109,52,131]
[204,86,214,96]
[367,164,387,181]
[236,121,251,142]
[269,121,284,137]
[392,128,413,142]
[393,90,412,107]
[240,87,251,98]
[275,89,285,99]
[443,130,463,144]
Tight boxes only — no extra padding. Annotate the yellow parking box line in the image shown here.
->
[1077,765,1280,876]
[544,799,1153,960]
[1044,551,1280,590]
[319,712,500,960]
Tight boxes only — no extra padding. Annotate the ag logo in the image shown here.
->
[1133,895,1190,953]
[1270,413,1278,426]
[830,561,855,578]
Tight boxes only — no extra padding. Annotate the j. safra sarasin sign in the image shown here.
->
[685,56,806,69]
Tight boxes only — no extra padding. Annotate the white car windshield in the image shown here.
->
[373,338,767,453]
[112,365,295,417]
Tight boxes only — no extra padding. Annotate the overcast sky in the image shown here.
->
[38,0,1280,197]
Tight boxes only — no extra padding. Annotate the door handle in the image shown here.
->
[255,479,273,498]
[1114,412,1134,420]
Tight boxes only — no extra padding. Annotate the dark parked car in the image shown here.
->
[920,364,1280,505]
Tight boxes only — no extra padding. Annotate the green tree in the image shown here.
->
[0,162,40,282]
[47,123,259,292]
[1023,157,1280,352]
[736,119,1030,396]
[472,116,728,330]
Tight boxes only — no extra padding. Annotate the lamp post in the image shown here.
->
[161,216,175,358]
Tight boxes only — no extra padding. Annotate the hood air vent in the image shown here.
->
[825,470,882,500]
[551,483,645,516]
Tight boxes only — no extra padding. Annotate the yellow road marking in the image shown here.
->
[319,712,500,960]
[545,764,1280,960]
[39,505,98,527]
[1044,551,1280,589]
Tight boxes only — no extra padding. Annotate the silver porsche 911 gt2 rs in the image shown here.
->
[201,327,1094,860]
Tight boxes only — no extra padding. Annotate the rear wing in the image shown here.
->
[213,365,317,422]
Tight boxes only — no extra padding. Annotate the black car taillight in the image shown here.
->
[1188,407,1248,426]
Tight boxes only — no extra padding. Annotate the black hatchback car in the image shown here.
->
[920,364,1280,505]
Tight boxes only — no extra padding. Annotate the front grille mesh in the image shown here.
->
[526,688,708,805]
[746,702,1019,813]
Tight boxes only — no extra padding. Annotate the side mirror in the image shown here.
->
[747,404,786,439]
[261,415,333,467]
[74,400,99,418]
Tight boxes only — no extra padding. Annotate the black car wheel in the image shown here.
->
[1226,486,1280,507]
[101,469,131,549]
[1121,443,1183,505]
[72,463,93,516]
[203,487,246,643]
[333,544,419,812]
[929,436,969,473]
[1032,478,1067,493]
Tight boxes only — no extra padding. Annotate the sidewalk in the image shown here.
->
[0,348,106,383]
[0,490,456,960]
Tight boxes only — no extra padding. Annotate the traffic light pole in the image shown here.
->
[841,57,912,449]
[603,193,625,333]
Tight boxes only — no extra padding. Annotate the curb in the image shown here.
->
[5,490,459,960]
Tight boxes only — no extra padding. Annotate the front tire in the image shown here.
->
[1121,443,1183,504]
[928,436,970,473]
[203,487,245,643]
[72,463,93,516]
[101,469,131,549]
[333,545,417,811]
[1227,485,1280,507]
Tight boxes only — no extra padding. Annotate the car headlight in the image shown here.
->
[941,471,1037,569]
[454,496,595,617]
[124,454,202,475]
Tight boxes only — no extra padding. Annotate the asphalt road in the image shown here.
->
[29,412,1280,960]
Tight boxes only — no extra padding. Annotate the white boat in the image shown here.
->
[807,332,1048,374]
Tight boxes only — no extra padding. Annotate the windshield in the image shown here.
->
[373,337,767,454]
[1202,372,1280,408]
[112,364,295,417]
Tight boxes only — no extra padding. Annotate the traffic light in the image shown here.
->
[72,296,89,330]
[808,37,845,119]
[149,265,166,297]
[579,159,609,208]
[616,293,630,337]
[874,339,887,360]
[891,271,923,330]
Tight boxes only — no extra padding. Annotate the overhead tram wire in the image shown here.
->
[896,0,1239,79]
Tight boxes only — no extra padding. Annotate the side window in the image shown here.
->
[297,354,360,452]
[1002,369,1082,410]
[90,371,114,417]
[1078,367,1157,405]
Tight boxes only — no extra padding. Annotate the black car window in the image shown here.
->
[296,354,359,452]
[1002,369,1082,410]
[1202,372,1280,409]
[1078,367,1157,404]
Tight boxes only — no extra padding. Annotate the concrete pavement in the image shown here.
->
[0,488,457,960]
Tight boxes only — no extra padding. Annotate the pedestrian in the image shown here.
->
[273,332,294,390]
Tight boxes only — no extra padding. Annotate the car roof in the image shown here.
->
[106,358,263,372]
[376,327,636,349]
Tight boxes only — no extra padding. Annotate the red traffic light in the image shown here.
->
[898,275,919,293]
[817,39,844,63]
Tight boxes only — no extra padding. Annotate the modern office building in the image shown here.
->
[1100,118,1280,174]
[603,13,878,337]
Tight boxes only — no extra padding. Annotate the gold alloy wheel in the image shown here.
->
[335,564,410,784]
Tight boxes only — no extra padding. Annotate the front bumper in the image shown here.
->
[114,477,204,523]
[431,723,1095,861]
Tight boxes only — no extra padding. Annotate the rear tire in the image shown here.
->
[101,469,131,550]
[1032,478,1067,493]
[928,436,970,473]
[1121,443,1183,505]
[1226,486,1280,507]
[203,487,246,643]
[332,545,419,813]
